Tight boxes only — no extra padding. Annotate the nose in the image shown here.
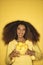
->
[20,30,23,33]
[19,30,23,35]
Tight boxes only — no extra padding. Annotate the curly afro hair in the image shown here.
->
[2,20,40,44]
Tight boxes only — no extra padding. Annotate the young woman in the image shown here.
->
[3,20,43,65]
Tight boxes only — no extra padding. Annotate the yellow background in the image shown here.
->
[0,0,43,65]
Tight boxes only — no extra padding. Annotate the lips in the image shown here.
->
[18,33,23,35]
[19,34,23,36]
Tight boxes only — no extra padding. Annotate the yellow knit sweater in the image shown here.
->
[6,40,41,65]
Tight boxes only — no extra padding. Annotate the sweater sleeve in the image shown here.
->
[26,40,43,60]
[6,40,17,65]
[32,44,43,60]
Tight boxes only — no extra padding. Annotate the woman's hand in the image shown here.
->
[9,49,20,60]
[25,49,35,56]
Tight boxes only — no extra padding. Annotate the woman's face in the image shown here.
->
[17,24,26,38]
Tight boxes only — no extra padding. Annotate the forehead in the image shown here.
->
[17,24,26,28]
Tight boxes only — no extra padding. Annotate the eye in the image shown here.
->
[17,27,20,30]
[23,28,26,31]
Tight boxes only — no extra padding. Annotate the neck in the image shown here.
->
[17,37,25,42]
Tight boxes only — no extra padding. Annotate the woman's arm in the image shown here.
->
[6,40,20,65]
[25,49,35,56]
[9,49,20,60]
[32,44,43,60]
[25,40,43,60]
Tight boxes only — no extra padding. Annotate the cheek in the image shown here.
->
[23,30,26,35]
[17,29,20,34]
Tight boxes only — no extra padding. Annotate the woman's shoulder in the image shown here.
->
[8,39,17,45]
[26,40,34,47]
[25,40,34,50]
[26,40,33,44]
